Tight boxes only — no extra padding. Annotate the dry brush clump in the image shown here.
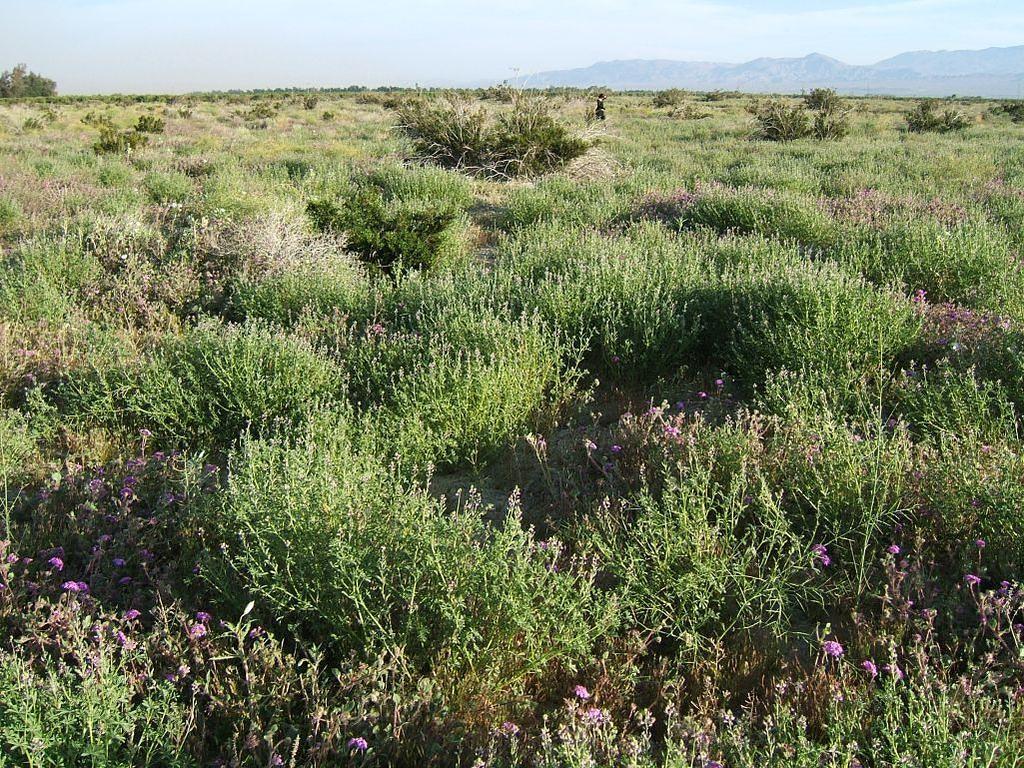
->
[749,95,850,141]
[905,99,971,133]
[395,93,590,179]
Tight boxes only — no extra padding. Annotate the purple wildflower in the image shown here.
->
[886,544,900,555]
[822,640,844,658]
[861,659,878,679]
[47,556,64,572]
[975,539,986,549]
[347,737,368,752]
[196,611,212,623]
[124,609,141,621]
[61,581,89,594]
[583,707,607,724]
[499,721,520,737]
[113,557,126,568]
[116,631,136,650]
[610,444,623,454]
[187,623,207,640]
[883,663,904,680]
[811,544,831,568]
[574,684,591,700]
[965,574,982,587]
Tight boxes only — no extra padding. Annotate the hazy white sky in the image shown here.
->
[1,0,1022,93]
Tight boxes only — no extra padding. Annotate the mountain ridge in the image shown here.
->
[506,45,1024,97]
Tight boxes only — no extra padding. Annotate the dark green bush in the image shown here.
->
[995,100,1024,122]
[94,125,148,155]
[134,114,165,133]
[804,87,842,111]
[307,167,470,272]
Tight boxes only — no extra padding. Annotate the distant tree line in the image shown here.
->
[0,64,57,98]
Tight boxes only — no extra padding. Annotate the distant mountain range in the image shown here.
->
[506,45,1024,97]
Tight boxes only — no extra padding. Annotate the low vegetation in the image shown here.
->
[0,86,1022,766]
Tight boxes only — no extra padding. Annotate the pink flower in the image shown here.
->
[822,640,844,658]
[883,663,904,680]
[975,539,986,549]
[861,659,878,679]
[886,544,900,555]
[965,574,982,587]
[187,623,207,640]
[116,631,136,650]
[499,721,520,736]
[47,556,64,572]
[811,544,831,568]
[574,684,591,700]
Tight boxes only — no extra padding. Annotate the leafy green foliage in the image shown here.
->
[135,114,165,133]
[0,63,56,98]
[307,166,470,272]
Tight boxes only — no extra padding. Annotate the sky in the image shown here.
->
[1,0,1022,94]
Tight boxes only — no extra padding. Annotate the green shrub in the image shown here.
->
[804,87,842,111]
[584,433,816,654]
[302,94,319,110]
[134,114,165,133]
[377,316,579,469]
[748,99,811,141]
[59,322,344,447]
[0,196,21,235]
[995,100,1024,123]
[307,166,470,272]
[652,89,688,108]
[214,427,612,694]
[905,100,970,133]
[0,236,102,322]
[94,125,148,155]
[143,171,193,204]
[241,103,276,122]
[0,643,191,767]
[812,103,850,140]
[0,408,36,484]
[228,256,366,324]
[720,258,921,396]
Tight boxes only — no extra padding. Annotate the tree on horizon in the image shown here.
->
[0,64,57,98]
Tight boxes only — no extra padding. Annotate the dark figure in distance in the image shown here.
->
[595,93,606,120]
